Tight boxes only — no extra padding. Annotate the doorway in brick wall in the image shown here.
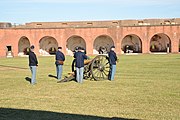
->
[150,33,171,53]
[18,36,30,56]
[39,36,58,55]
[66,35,86,56]
[121,34,142,54]
[93,35,114,54]
[6,46,13,57]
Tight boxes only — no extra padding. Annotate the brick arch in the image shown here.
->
[150,33,171,53]
[121,34,142,54]
[39,36,58,55]
[93,35,114,54]
[66,35,86,56]
[18,36,30,56]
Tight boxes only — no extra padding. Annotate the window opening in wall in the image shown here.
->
[138,21,143,23]
[7,46,12,51]
[62,23,68,25]
[112,22,118,24]
[87,22,93,25]
[36,24,42,26]
[6,46,13,57]
[164,20,171,25]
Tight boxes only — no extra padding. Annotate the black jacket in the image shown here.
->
[108,50,117,65]
[74,51,87,68]
[55,50,65,65]
[29,51,38,66]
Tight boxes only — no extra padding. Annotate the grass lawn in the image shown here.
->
[0,54,180,120]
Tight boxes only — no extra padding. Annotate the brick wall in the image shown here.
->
[0,25,180,57]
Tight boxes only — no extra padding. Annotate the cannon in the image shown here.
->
[58,55,110,83]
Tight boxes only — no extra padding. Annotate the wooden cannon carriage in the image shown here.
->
[58,55,110,83]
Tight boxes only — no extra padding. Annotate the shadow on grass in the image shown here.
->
[0,65,28,70]
[0,108,140,120]
[25,77,31,83]
[48,74,57,79]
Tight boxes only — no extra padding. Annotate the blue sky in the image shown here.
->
[0,0,180,24]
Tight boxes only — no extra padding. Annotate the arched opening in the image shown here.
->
[39,36,58,55]
[66,36,86,56]
[93,35,114,54]
[150,33,171,53]
[121,34,142,53]
[18,36,30,56]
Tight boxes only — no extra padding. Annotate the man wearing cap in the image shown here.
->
[29,45,38,85]
[55,47,65,81]
[108,46,117,81]
[74,47,88,83]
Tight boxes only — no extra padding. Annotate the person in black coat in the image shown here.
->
[74,47,88,83]
[55,47,65,80]
[29,45,38,85]
[71,47,79,72]
[108,46,117,80]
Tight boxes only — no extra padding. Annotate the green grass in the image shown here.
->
[0,54,180,120]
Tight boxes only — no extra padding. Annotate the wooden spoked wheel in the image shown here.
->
[91,55,110,80]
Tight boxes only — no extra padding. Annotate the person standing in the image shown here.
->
[108,46,117,81]
[29,45,38,85]
[71,47,78,72]
[55,47,65,81]
[74,47,88,83]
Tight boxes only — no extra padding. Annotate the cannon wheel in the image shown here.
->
[91,55,110,80]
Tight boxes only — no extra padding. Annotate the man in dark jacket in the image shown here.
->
[71,47,78,72]
[29,45,38,85]
[108,46,117,81]
[55,47,65,80]
[74,47,88,83]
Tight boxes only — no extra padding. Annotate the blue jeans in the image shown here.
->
[56,65,63,80]
[109,65,116,81]
[30,66,37,84]
[76,67,84,83]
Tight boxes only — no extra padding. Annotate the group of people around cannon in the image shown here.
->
[28,45,117,85]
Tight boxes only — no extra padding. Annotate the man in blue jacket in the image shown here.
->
[108,46,117,81]
[74,47,88,83]
[55,47,65,80]
[29,45,38,85]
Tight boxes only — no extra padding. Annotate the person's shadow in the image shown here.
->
[48,74,57,79]
[25,77,31,83]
